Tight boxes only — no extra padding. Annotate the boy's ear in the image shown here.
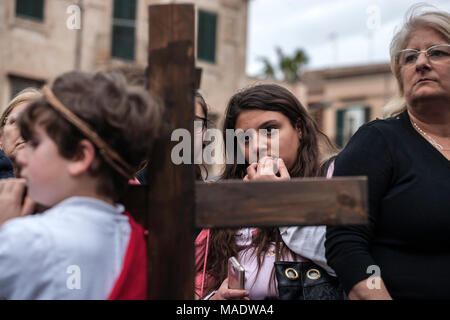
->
[68,139,96,177]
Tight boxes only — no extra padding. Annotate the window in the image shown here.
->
[336,106,371,147]
[197,10,217,63]
[111,0,137,61]
[15,0,44,21]
[9,75,45,99]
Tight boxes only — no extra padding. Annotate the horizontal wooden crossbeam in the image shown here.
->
[195,177,368,228]
[124,177,368,228]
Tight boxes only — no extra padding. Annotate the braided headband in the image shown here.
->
[42,86,135,179]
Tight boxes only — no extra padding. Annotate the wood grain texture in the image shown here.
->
[146,4,196,300]
[196,177,368,228]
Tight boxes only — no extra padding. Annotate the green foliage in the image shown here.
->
[259,47,309,83]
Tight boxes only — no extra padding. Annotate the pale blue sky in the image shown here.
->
[246,0,450,76]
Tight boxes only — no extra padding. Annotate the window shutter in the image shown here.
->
[197,10,217,63]
[9,75,45,99]
[113,0,136,20]
[16,0,44,21]
[111,0,137,61]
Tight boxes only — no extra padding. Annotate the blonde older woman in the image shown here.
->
[0,88,41,177]
[325,7,450,299]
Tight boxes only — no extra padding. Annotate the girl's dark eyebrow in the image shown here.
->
[258,120,278,129]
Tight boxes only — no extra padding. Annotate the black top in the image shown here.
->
[0,150,14,180]
[325,110,450,299]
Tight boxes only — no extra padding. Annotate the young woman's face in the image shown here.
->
[234,109,301,170]
[0,102,29,161]
[16,124,72,206]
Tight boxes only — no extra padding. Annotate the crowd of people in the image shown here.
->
[0,7,448,300]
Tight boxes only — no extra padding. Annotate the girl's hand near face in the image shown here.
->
[244,156,290,182]
[210,278,250,300]
[0,179,35,227]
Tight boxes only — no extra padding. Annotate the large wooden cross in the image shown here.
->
[121,4,367,300]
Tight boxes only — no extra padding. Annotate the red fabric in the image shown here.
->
[108,212,147,300]
[195,228,214,298]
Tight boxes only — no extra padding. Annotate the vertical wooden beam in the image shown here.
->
[146,4,196,300]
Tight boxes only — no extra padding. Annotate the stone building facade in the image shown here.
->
[0,0,255,126]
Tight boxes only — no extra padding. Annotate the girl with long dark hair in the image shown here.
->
[195,84,337,300]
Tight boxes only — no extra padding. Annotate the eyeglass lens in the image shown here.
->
[398,44,450,66]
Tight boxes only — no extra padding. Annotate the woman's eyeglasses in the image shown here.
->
[396,44,450,66]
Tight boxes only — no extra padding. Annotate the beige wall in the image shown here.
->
[1,0,77,108]
[305,66,397,144]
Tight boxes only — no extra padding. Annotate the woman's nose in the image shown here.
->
[256,133,269,158]
[415,51,432,71]
[247,133,268,161]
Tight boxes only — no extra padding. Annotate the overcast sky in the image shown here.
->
[246,0,450,76]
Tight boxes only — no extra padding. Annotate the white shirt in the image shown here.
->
[0,197,131,300]
[279,226,335,276]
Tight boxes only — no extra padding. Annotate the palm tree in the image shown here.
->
[259,47,309,83]
[258,56,276,80]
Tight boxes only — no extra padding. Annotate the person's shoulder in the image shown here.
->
[0,214,52,244]
[363,113,404,132]
[351,113,407,146]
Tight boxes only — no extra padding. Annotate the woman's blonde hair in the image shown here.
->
[383,4,450,118]
[1,88,41,131]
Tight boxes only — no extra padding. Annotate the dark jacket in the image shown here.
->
[0,149,14,179]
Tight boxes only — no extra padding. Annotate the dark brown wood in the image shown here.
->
[120,185,148,227]
[195,68,202,90]
[145,4,196,300]
[196,177,368,228]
